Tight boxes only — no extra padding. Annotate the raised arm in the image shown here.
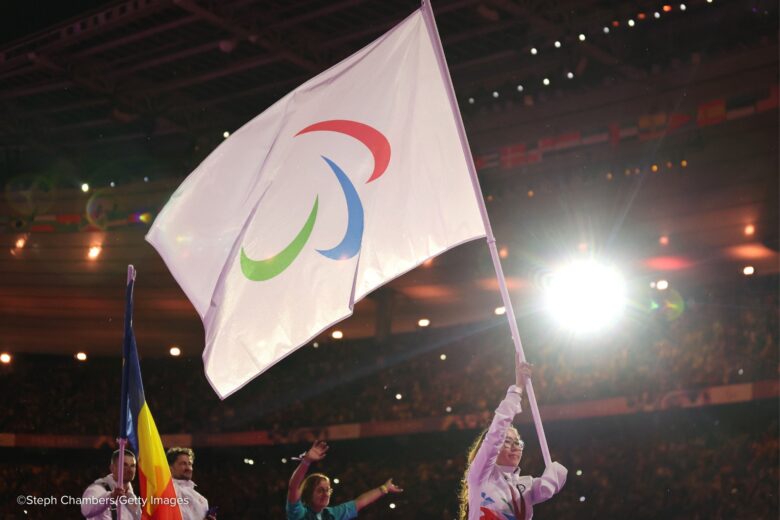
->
[287,440,329,503]
[354,478,403,511]
[467,384,524,486]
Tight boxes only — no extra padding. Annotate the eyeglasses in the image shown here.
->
[502,439,525,450]
[314,487,333,495]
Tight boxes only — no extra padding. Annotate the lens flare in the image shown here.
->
[544,260,626,333]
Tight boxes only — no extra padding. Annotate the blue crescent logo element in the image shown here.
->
[316,156,364,261]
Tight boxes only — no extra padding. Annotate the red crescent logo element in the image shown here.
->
[295,120,391,183]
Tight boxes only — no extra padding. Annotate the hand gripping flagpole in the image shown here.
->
[420,1,552,467]
[116,264,136,520]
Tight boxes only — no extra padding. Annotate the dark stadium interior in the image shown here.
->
[0,0,778,518]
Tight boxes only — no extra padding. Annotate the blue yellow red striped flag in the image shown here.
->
[120,269,182,520]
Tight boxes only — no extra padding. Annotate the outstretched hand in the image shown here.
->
[383,478,403,494]
[304,440,329,463]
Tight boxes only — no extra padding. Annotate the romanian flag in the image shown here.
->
[120,268,183,520]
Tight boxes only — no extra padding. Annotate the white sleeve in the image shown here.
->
[528,461,568,505]
[124,487,142,520]
[467,385,523,486]
[81,483,110,518]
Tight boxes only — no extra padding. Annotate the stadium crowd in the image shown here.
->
[1,279,776,435]
[1,403,777,519]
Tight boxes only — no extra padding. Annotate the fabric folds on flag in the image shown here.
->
[146,8,487,398]
[120,278,183,520]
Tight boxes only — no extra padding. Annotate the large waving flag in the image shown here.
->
[120,268,183,520]
[146,7,486,398]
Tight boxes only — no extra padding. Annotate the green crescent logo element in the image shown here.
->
[239,197,319,281]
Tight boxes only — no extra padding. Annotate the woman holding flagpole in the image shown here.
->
[459,361,567,520]
[286,440,403,520]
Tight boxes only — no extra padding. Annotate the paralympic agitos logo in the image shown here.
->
[239,120,391,281]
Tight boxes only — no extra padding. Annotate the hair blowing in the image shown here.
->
[459,427,522,520]
[458,429,488,520]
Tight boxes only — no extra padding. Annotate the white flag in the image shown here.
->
[146,9,486,398]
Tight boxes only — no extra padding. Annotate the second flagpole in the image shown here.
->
[419,0,552,467]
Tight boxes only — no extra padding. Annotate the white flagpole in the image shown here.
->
[420,0,552,467]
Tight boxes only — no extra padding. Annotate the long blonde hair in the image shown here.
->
[458,430,487,520]
[459,427,521,520]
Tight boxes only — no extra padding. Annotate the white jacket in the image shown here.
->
[81,474,142,520]
[172,478,209,520]
[467,386,567,520]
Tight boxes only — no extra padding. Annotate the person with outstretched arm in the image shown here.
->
[286,440,402,520]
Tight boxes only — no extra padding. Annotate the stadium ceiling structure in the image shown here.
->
[0,0,777,356]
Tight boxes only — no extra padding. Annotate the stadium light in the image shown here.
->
[87,245,102,260]
[544,260,626,333]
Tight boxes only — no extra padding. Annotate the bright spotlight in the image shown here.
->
[169,346,181,356]
[494,306,506,315]
[0,353,12,364]
[418,318,430,327]
[87,245,102,260]
[75,352,87,361]
[81,183,90,193]
[544,260,626,333]
[331,330,343,339]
